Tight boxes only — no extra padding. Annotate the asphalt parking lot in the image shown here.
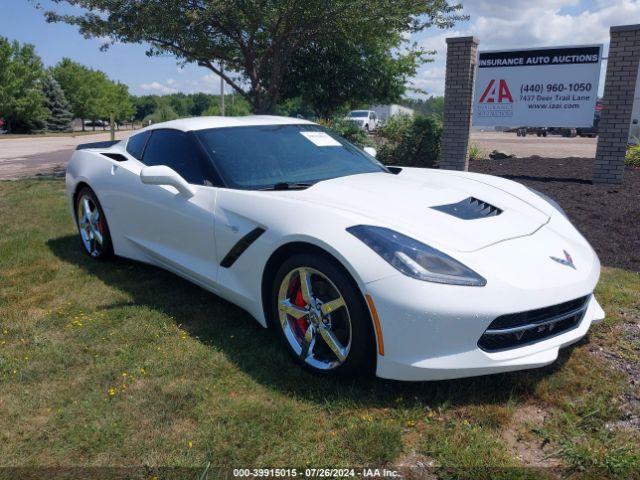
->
[0,131,129,179]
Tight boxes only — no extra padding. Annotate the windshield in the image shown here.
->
[348,111,369,118]
[195,124,385,190]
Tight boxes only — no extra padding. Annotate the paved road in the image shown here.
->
[0,131,129,180]
[471,131,597,159]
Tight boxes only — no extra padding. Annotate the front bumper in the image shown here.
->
[365,239,603,381]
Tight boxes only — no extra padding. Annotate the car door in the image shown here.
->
[111,128,220,289]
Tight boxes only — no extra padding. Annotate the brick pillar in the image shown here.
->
[440,36,479,171]
[593,24,640,184]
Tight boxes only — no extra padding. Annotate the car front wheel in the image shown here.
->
[75,186,113,259]
[272,253,374,376]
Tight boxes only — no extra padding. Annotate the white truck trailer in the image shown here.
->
[371,104,415,123]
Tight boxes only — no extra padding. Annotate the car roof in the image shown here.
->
[137,115,315,133]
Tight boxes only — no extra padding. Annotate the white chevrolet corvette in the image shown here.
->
[66,116,604,381]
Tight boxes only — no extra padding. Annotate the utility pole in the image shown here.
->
[220,61,225,116]
[110,112,115,141]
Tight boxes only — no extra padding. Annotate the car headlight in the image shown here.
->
[528,187,568,218]
[347,225,486,286]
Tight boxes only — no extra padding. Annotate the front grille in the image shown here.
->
[431,197,503,220]
[478,295,591,352]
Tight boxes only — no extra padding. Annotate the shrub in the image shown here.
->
[324,117,373,148]
[468,143,485,161]
[375,114,414,144]
[626,143,640,167]
[376,114,441,167]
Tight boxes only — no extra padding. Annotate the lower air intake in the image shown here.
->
[478,295,591,352]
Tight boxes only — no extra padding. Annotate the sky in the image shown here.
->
[2,0,640,98]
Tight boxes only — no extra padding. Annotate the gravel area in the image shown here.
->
[470,157,640,272]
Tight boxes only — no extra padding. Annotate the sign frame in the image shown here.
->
[472,44,603,128]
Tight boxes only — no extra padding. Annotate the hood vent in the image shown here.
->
[431,197,503,220]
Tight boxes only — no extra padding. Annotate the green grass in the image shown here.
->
[1,179,638,477]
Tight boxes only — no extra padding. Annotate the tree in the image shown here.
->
[0,37,49,133]
[96,79,134,127]
[51,58,99,130]
[52,59,133,130]
[42,74,73,132]
[44,0,465,114]
[203,95,251,116]
[143,98,178,124]
[189,93,215,117]
[133,95,159,122]
[401,96,444,120]
[281,35,424,120]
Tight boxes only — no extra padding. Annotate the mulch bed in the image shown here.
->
[469,157,640,272]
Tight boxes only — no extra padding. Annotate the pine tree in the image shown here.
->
[42,74,73,132]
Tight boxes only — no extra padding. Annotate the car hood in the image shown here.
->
[293,169,550,253]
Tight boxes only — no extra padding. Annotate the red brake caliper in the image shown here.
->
[293,284,309,333]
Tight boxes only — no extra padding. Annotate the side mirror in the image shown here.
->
[363,147,377,158]
[140,165,194,198]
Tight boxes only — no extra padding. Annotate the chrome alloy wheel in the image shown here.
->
[76,194,104,257]
[277,267,352,370]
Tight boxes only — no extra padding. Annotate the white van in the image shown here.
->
[345,110,378,132]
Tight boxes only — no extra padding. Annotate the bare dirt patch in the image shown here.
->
[470,157,640,272]
[500,404,564,468]
[590,312,640,433]
[397,428,439,480]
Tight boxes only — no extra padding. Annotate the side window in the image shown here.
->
[126,130,151,160]
[142,129,208,185]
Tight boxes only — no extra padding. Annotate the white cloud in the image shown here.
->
[409,0,640,97]
[461,0,580,20]
[410,66,447,96]
[138,81,177,94]
[471,0,640,48]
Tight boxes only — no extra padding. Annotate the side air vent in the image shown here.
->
[431,197,503,220]
[101,153,128,162]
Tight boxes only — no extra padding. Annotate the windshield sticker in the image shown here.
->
[300,131,342,147]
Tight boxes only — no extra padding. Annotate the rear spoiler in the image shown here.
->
[76,140,120,150]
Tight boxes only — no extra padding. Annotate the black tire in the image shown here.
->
[75,186,114,260]
[270,253,375,376]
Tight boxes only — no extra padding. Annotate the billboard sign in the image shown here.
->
[473,45,603,127]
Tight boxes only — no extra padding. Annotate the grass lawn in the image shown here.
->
[0,179,638,478]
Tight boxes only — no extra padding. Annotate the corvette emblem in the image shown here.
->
[550,250,576,269]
